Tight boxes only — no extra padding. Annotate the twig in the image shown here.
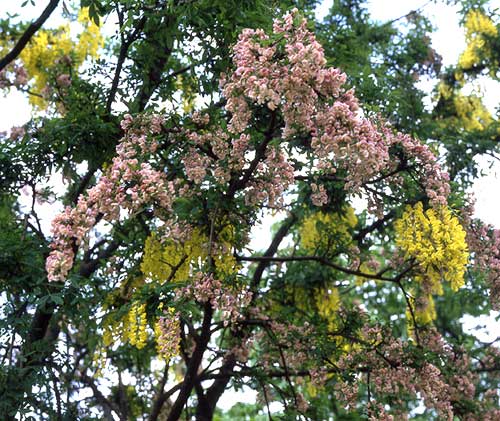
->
[238,255,396,283]
[0,0,60,72]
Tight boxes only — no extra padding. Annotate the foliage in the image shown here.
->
[1,1,500,420]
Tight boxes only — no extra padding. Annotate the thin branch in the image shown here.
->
[266,325,298,410]
[105,11,147,113]
[238,255,396,283]
[397,280,421,345]
[201,367,339,381]
[258,379,274,421]
[164,64,193,81]
[0,0,60,72]
[50,368,62,421]
[353,209,396,244]
[70,167,97,204]
[80,372,121,421]
[383,0,432,26]
[166,303,213,421]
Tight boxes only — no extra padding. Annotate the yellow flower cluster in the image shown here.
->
[13,7,103,107]
[126,302,148,349]
[415,294,436,325]
[300,207,357,253]
[101,300,182,362]
[101,301,148,351]
[141,226,238,283]
[76,7,102,59]
[212,224,240,276]
[458,10,498,70]
[395,202,469,294]
[141,231,205,283]
[407,293,436,328]
[406,292,436,339]
[465,9,498,36]
[454,94,493,131]
[437,82,493,133]
[102,321,116,348]
[437,81,453,100]
[315,286,340,330]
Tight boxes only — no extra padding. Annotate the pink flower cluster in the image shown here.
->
[46,199,98,282]
[466,219,500,309]
[244,147,295,208]
[226,336,253,363]
[222,9,449,210]
[56,73,71,88]
[156,309,181,360]
[0,64,28,89]
[182,147,211,184]
[310,183,328,206]
[256,320,315,372]
[182,122,294,208]
[178,273,252,326]
[334,326,500,419]
[46,114,174,282]
[182,127,234,186]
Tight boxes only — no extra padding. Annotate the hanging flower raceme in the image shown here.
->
[155,307,181,361]
[458,9,498,70]
[299,207,357,254]
[46,114,173,282]
[221,8,450,211]
[395,202,469,294]
[127,302,148,349]
[140,223,239,284]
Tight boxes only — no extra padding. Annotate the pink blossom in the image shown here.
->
[310,183,328,206]
[9,126,25,141]
[56,74,71,88]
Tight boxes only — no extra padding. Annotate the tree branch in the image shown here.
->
[105,12,146,113]
[195,215,297,419]
[166,303,213,421]
[0,0,60,72]
[80,372,121,421]
[238,255,396,283]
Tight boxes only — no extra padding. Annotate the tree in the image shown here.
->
[0,1,500,420]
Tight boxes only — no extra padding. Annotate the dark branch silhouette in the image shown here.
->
[0,0,60,72]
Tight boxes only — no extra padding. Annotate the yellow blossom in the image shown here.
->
[438,81,453,100]
[406,293,437,339]
[6,7,103,108]
[458,9,497,70]
[407,293,436,326]
[300,207,357,253]
[141,226,239,283]
[395,202,469,294]
[315,286,341,330]
[127,302,148,349]
[453,94,493,131]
